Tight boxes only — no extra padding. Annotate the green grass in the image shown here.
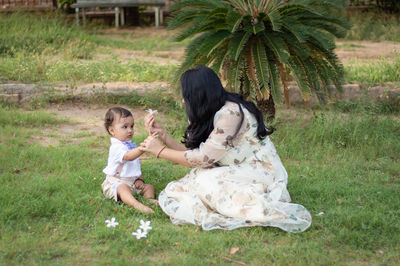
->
[344,11,400,42]
[0,11,95,59]
[1,11,400,85]
[0,12,182,84]
[0,96,399,264]
[89,32,190,51]
[336,43,366,51]
[0,51,177,83]
[344,55,400,84]
[1,9,399,264]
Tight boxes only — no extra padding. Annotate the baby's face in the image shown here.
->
[109,115,134,142]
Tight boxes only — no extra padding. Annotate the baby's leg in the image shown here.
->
[117,184,154,213]
[142,184,155,199]
[142,184,158,205]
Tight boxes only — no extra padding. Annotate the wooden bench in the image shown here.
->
[71,0,167,27]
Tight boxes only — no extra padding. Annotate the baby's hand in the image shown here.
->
[140,135,163,155]
[134,179,145,190]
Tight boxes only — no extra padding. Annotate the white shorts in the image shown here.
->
[101,175,142,202]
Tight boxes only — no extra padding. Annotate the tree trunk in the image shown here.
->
[256,94,275,122]
[278,62,290,109]
[239,75,250,99]
[124,7,140,26]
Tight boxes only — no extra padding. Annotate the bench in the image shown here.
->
[71,0,167,27]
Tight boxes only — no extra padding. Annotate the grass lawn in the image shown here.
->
[0,94,399,264]
[0,12,400,85]
[0,10,399,265]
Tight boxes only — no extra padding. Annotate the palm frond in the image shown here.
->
[252,38,271,99]
[263,8,282,31]
[244,41,261,100]
[261,32,289,63]
[210,48,229,74]
[228,31,252,61]
[168,0,349,109]
[264,47,281,101]
[280,18,309,43]
[226,10,245,32]
[167,10,209,30]
[226,0,251,15]
[173,18,209,42]
[227,56,245,92]
[168,0,224,12]
[199,31,231,57]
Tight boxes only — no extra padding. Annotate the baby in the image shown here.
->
[102,107,155,213]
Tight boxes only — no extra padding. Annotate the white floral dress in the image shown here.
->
[158,102,312,232]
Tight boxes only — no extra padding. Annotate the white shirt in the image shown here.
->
[103,137,142,178]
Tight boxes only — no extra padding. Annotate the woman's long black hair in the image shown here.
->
[181,65,274,149]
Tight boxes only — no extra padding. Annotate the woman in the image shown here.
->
[141,66,311,232]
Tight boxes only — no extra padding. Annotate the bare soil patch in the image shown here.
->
[95,49,184,65]
[336,41,400,60]
[89,27,400,66]
[94,40,400,65]
[32,103,150,147]
[102,26,174,38]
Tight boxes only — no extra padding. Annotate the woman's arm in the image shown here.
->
[156,147,190,167]
[142,103,246,168]
[184,102,248,168]
[163,134,186,151]
[140,136,190,167]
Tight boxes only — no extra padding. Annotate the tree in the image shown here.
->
[168,0,350,120]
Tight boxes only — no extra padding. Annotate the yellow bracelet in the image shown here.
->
[157,145,167,158]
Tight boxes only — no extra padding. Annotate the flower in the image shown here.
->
[146,109,158,115]
[317,212,324,216]
[105,217,119,228]
[132,229,147,239]
[139,220,152,232]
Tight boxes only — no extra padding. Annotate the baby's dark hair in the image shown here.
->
[104,107,133,135]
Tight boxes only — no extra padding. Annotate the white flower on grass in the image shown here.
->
[317,212,324,216]
[132,229,147,239]
[105,217,119,228]
[146,109,158,115]
[139,220,152,232]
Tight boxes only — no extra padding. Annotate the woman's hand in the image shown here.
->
[140,134,165,156]
[144,114,167,143]
[140,133,190,167]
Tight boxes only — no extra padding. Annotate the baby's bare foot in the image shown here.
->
[148,199,159,206]
[133,203,154,214]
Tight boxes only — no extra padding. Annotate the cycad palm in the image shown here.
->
[168,0,350,119]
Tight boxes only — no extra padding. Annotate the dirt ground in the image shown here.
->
[95,49,184,65]
[94,28,400,65]
[33,103,149,146]
[94,40,400,65]
[335,40,400,60]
